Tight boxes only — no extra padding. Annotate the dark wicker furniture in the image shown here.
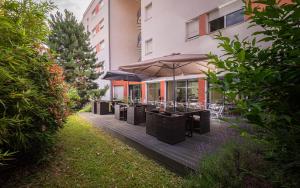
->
[126,105,146,125]
[96,101,112,115]
[114,104,127,121]
[145,110,160,137]
[156,113,186,144]
[193,110,210,134]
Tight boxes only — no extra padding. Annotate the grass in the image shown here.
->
[5,114,182,187]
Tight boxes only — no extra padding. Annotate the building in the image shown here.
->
[82,0,141,100]
[82,0,266,106]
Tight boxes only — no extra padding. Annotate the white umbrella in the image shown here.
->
[119,53,215,111]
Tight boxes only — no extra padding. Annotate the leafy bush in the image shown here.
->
[79,104,92,113]
[0,0,68,170]
[67,87,81,110]
[184,141,271,188]
[208,0,300,186]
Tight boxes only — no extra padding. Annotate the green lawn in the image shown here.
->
[6,115,182,187]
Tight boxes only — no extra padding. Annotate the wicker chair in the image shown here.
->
[96,101,112,115]
[146,110,160,137]
[156,113,186,144]
[114,104,127,121]
[193,110,210,134]
[127,105,146,125]
[146,104,157,111]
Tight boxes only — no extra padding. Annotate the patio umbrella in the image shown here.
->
[119,53,214,111]
[102,70,149,82]
[103,70,150,103]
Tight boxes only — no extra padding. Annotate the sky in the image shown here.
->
[51,0,91,21]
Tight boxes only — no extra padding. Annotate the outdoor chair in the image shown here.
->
[96,101,112,115]
[193,110,210,134]
[114,104,127,121]
[146,110,160,137]
[127,105,146,125]
[209,104,224,119]
[156,113,186,144]
[146,104,157,111]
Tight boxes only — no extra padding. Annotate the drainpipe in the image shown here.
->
[108,0,113,100]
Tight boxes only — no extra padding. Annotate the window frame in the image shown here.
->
[208,8,244,33]
[145,38,153,55]
[145,2,152,21]
[225,8,244,27]
[186,18,200,41]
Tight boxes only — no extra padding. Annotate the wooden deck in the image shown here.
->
[79,112,237,175]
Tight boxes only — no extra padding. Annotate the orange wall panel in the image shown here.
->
[141,82,146,103]
[198,79,206,106]
[160,81,165,101]
[199,14,207,36]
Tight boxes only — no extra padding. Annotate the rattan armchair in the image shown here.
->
[145,110,160,137]
[127,105,146,125]
[156,113,186,144]
[193,110,210,134]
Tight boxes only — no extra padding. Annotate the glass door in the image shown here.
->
[129,84,141,103]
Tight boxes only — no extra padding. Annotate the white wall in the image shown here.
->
[82,0,111,100]
[110,0,140,70]
[140,0,260,60]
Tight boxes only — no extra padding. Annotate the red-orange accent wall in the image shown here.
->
[160,81,165,101]
[198,79,206,106]
[112,80,144,101]
[199,14,207,36]
[141,83,146,103]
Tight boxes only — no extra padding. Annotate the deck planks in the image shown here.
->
[79,112,237,175]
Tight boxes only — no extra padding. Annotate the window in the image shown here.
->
[92,19,104,36]
[187,80,199,104]
[96,62,104,73]
[186,19,199,40]
[99,19,104,29]
[129,84,141,103]
[226,9,244,27]
[208,8,244,33]
[147,83,160,103]
[100,40,105,50]
[99,0,104,9]
[113,86,124,100]
[166,80,199,106]
[92,28,96,35]
[145,3,152,21]
[209,16,224,33]
[145,39,153,55]
[92,8,97,16]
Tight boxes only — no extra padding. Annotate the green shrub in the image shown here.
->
[0,0,68,170]
[184,141,272,188]
[207,0,300,186]
[67,87,81,110]
[79,104,92,113]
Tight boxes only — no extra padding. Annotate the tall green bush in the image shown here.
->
[208,0,300,186]
[0,0,68,170]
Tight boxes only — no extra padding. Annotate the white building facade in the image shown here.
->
[82,0,261,106]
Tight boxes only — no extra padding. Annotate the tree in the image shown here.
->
[208,0,300,186]
[48,10,102,107]
[0,0,68,171]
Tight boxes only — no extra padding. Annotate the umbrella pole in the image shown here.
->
[173,64,176,112]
